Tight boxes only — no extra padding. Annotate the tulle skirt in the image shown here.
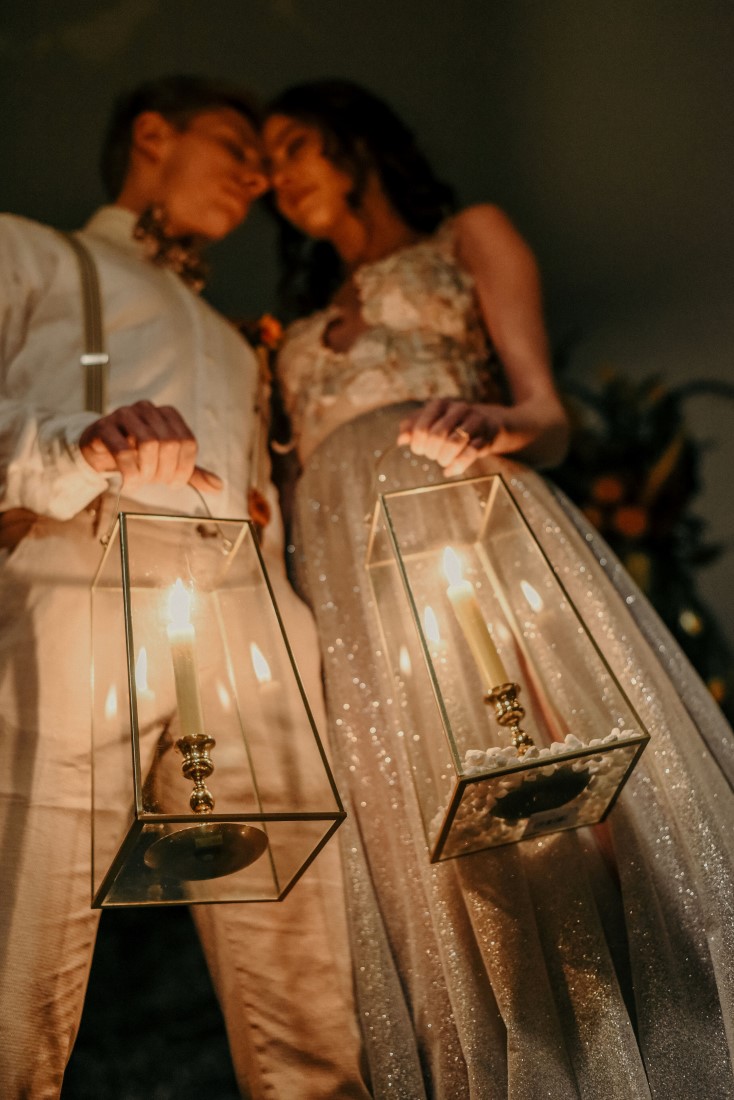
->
[289,403,734,1100]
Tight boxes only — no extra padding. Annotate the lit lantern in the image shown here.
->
[366,470,650,859]
[91,513,344,906]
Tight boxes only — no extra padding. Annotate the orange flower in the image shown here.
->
[678,608,703,636]
[591,475,625,504]
[582,505,604,530]
[258,313,284,350]
[612,505,648,539]
[624,551,651,592]
[708,678,727,703]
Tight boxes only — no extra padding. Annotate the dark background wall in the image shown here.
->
[3,1,732,642]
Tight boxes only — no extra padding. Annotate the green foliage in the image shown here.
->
[552,367,734,723]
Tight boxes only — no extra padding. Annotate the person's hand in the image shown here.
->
[397,397,503,477]
[79,400,222,493]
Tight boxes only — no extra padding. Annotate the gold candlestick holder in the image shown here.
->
[143,730,269,882]
[177,733,217,813]
[484,682,534,754]
[366,470,651,860]
[91,512,346,908]
[483,680,591,821]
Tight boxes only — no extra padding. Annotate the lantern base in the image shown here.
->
[144,823,268,881]
[489,765,591,821]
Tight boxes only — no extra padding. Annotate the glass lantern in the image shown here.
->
[366,472,649,860]
[91,512,344,907]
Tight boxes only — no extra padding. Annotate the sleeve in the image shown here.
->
[0,218,109,520]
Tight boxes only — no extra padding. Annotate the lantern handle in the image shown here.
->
[97,477,233,554]
[364,441,403,525]
[365,439,460,523]
[98,476,123,547]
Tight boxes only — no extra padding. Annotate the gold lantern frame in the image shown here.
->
[366,471,650,860]
[91,511,345,908]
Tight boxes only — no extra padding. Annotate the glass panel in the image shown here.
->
[91,513,343,907]
[96,817,340,907]
[367,474,650,859]
[438,738,645,858]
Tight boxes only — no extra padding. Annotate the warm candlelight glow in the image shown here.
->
[250,642,272,684]
[423,605,441,645]
[166,577,205,738]
[135,648,149,693]
[442,545,509,690]
[521,580,544,613]
[134,647,154,700]
[399,644,412,677]
[442,546,463,587]
[104,683,118,720]
[168,578,193,630]
[216,680,232,711]
[422,604,446,664]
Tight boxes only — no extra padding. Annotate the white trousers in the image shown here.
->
[0,503,369,1100]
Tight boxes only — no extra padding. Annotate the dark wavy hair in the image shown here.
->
[100,74,261,200]
[265,79,456,316]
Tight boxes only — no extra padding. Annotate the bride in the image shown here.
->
[262,79,734,1099]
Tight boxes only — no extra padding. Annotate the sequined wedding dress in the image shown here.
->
[276,223,734,1100]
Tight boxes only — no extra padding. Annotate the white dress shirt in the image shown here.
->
[0,206,259,522]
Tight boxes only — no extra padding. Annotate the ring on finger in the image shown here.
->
[450,426,471,444]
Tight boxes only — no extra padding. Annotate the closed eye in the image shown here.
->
[269,134,309,171]
[286,135,307,158]
[211,133,262,170]
[225,140,246,161]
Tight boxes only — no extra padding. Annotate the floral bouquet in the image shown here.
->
[552,368,734,721]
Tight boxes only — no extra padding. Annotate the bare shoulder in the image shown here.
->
[453,203,514,231]
[453,204,536,268]
[453,203,524,240]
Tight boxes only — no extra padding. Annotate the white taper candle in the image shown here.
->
[166,579,205,738]
[443,547,508,690]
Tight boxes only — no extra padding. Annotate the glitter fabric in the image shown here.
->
[278,229,734,1098]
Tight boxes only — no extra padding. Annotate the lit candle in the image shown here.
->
[166,579,205,738]
[251,642,290,734]
[398,644,413,679]
[134,647,155,703]
[250,642,276,690]
[423,605,447,662]
[442,546,508,690]
[104,683,118,721]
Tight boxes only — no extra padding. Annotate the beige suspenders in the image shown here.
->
[1,226,269,542]
[56,230,109,415]
[0,232,110,549]
[52,228,270,529]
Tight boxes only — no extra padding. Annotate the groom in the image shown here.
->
[0,75,368,1100]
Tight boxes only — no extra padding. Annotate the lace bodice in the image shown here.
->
[276,220,496,462]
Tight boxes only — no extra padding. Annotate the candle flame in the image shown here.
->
[423,605,441,644]
[104,683,118,720]
[442,546,463,586]
[520,580,544,613]
[216,679,232,710]
[398,644,412,677]
[250,642,272,684]
[168,578,193,628]
[135,647,150,693]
